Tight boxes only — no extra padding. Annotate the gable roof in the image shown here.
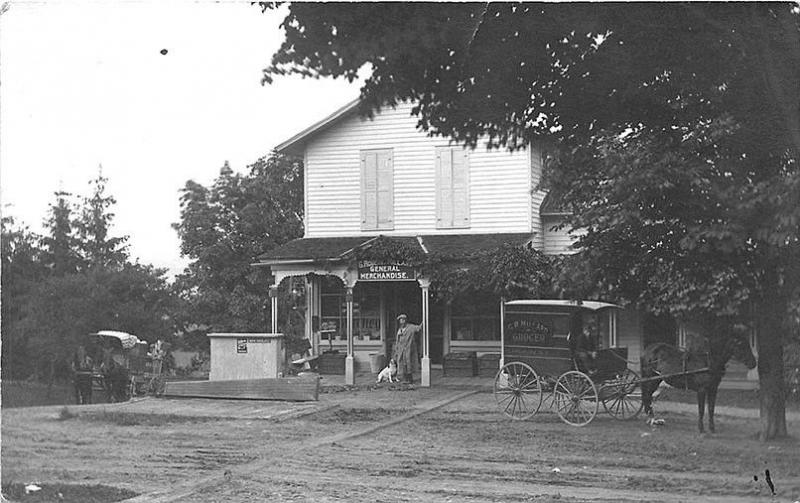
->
[275,98,361,155]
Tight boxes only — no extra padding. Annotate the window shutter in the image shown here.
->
[361,149,393,231]
[452,149,470,226]
[376,151,394,229]
[437,148,454,227]
[361,152,378,230]
[436,147,469,228]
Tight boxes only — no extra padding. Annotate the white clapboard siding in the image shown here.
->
[542,216,582,255]
[305,102,532,237]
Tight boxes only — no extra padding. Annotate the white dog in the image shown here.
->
[376,359,398,383]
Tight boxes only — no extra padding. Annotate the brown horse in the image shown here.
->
[641,329,756,433]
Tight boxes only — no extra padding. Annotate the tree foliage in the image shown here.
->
[352,236,559,301]
[172,153,303,332]
[75,170,128,270]
[41,191,84,276]
[264,2,799,439]
[17,265,175,382]
[1,176,174,383]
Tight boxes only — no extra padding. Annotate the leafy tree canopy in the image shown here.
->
[2,175,175,383]
[172,153,303,333]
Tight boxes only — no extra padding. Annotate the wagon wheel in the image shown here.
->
[553,371,598,427]
[494,362,543,420]
[601,368,643,420]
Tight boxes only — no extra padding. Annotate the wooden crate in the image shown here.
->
[317,352,346,375]
[478,353,501,377]
[443,352,477,377]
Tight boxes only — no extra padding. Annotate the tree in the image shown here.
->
[41,190,83,275]
[1,216,47,379]
[263,3,800,439]
[3,174,172,383]
[76,169,128,269]
[18,264,177,383]
[173,153,303,333]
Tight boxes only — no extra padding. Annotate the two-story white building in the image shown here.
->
[255,99,756,388]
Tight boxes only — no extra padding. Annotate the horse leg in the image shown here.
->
[707,385,719,433]
[697,389,706,433]
[641,379,657,420]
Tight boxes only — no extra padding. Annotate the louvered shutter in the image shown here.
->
[361,149,393,230]
[452,149,470,226]
[436,148,454,227]
[436,147,469,228]
[376,150,394,229]
[361,152,378,230]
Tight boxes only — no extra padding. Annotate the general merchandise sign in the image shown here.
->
[357,261,416,281]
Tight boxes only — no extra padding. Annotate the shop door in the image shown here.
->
[385,281,422,360]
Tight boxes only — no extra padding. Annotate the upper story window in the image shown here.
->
[360,149,394,231]
[435,146,470,229]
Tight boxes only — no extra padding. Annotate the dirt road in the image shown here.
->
[3,388,799,502]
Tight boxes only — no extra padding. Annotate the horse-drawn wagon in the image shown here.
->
[90,330,166,401]
[495,300,644,426]
[494,300,757,431]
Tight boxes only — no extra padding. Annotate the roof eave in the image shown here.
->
[274,97,361,154]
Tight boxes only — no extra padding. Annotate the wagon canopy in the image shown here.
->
[92,330,142,350]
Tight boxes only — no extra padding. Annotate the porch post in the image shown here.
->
[269,285,279,334]
[420,278,431,387]
[305,277,314,351]
[500,297,505,367]
[345,287,355,385]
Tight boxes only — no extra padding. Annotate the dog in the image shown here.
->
[376,359,398,383]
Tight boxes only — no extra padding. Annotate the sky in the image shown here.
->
[0,0,361,277]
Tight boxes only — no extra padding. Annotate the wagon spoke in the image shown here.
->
[497,391,514,405]
[517,391,527,414]
[601,369,643,420]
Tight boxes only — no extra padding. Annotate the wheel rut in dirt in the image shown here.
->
[123,390,479,503]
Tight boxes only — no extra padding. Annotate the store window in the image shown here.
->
[354,283,381,342]
[320,277,345,343]
[451,294,500,341]
[319,278,381,344]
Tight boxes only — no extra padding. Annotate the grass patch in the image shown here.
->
[79,410,220,427]
[1,482,137,503]
[2,381,113,409]
[57,406,78,421]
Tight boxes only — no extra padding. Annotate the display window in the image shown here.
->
[319,278,381,343]
[451,294,501,341]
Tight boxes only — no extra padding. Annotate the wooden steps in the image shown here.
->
[163,377,320,401]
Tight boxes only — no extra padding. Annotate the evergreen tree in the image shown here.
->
[41,190,83,276]
[76,168,128,269]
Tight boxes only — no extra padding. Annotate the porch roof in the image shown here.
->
[256,233,533,265]
[540,190,571,216]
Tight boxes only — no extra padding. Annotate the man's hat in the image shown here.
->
[396,313,407,320]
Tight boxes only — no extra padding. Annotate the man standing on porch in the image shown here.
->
[393,314,422,384]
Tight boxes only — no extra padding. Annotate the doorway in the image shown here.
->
[383,281,422,360]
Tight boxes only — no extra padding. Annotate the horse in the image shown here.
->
[100,347,130,403]
[640,327,757,433]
